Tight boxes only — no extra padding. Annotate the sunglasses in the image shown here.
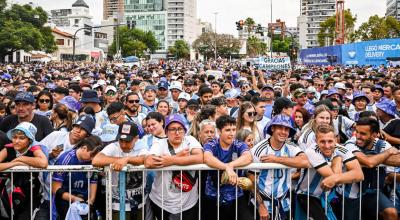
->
[106,91,116,96]
[247,112,257,117]
[127,99,140,104]
[39,99,51,104]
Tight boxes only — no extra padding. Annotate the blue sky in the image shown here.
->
[14,0,386,35]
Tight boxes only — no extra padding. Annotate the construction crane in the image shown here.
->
[335,0,345,45]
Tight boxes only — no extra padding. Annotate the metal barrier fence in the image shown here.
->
[1,164,398,220]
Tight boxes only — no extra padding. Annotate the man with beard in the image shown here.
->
[344,118,400,220]
[261,84,275,119]
[124,92,146,125]
[157,81,169,101]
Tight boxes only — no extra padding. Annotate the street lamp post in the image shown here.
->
[72,24,124,63]
[213,12,219,61]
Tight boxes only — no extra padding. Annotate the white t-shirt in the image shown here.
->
[40,131,74,163]
[148,136,202,214]
[101,142,147,211]
[334,116,355,139]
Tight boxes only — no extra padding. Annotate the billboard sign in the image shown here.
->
[257,57,291,70]
[341,38,400,66]
[299,45,342,66]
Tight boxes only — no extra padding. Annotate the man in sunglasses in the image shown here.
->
[104,85,118,107]
[124,92,147,125]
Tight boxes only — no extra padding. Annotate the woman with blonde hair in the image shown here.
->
[298,104,334,150]
[236,129,255,149]
[236,101,262,144]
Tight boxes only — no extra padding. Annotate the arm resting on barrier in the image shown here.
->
[331,156,343,174]
[261,152,310,169]
[92,152,144,170]
[354,150,393,168]
[12,149,48,169]
[320,158,364,191]
[204,151,230,170]
[227,151,253,168]
[385,153,400,167]
[0,161,26,171]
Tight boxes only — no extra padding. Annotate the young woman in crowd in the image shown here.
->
[236,101,262,144]
[293,107,310,144]
[298,104,334,150]
[35,90,53,118]
[236,128,255,149]
[156,100,171,118]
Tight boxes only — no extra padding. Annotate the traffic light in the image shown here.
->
[256,24,264,36]
[236,20,244,30]
[127,20,136,29]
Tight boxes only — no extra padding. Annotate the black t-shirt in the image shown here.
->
[0,114,54,141]
[0,131,11,151]
[383,118,400,148]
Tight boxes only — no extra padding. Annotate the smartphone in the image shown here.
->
[246,61,251,67]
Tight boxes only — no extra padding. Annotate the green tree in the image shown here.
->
[0,3,57,58]
[192,32,241,59]
[244,17,256,36]
[354,15,400,41]
[109,26,159,57]
[318,9,357,46]
[168,40,190,59]
[246,36,267,57]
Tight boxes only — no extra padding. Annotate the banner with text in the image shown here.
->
[299,45,342,66]
[258,57,292,70]
[341,38,400,66]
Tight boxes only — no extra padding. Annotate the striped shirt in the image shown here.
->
[251,138,302,212]
[298,127,316,151]
[297,144,355,198]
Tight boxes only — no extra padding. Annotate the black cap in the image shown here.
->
[184,79,195,85]
[274,97,295,110]
[116,122,139,142]
[53,87,69,96]
[187,99,199,107]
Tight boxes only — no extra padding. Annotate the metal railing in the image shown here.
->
[1,164,398,220]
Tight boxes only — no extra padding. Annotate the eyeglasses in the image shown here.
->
[316,84,324,87]
[247,112,257,117]
[167,127,185,134]
[127,99,140,104]
[39,99,51,104]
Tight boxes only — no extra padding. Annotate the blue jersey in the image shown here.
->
[53,149,97,199]
[203,138,249,204]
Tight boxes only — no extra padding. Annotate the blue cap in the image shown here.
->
[224,88,241,99]
[145,85,157,92]
[7,122,37,145]
[59,96,80,112]
[327,88,342,98]
[373,85,384,94]
[15,92,35,103]
[164,114,187,133]
[265,114,296,137]
[352,92,370,105]
[73,115,95,134]
[158,81,169,89]
[376,99,396,117]
[232,71,239,78]
[81,90,100,103]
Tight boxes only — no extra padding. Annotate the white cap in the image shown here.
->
[97,79,107,86]
[105,85,117,93]
[72,76,81,82]
[169,81,183,91]
[92,84,101,89]
[178,92,190,101]
[334,82,346,90]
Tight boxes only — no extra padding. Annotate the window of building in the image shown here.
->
[56,39,65,45]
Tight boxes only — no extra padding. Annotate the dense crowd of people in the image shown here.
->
[0,60,399,220]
